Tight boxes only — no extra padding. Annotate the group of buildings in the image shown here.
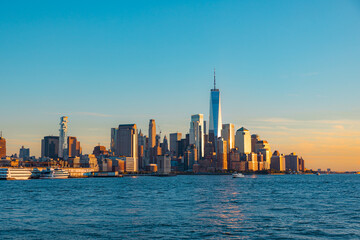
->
[0,73,305,174]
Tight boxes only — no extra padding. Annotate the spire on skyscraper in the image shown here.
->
[214,67,216,90]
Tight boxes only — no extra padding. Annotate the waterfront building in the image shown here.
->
[209,70,222,145]
[221,123,235,154]
[235,127,251,155]
[41,136,59,159]
[157,154,171,174]
[116,124,138,166]
[259,148,271,170]
[247,159,258,171]
[216,137,227,170]
[299,157,305,172]
[169,132,182,155]
[229,148,240,171]
[80,154,99,170]
[19,146,30,160]
[138,130,146,170]
[270,150,285,171]
[189,114,205,159]
[0,136,5,158]
[68,136,82,158]
[111,128,118,153]
[122,157,138,172]
[285,152,299,172]
[59,116,68,158]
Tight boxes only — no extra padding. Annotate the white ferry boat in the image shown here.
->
[40,168,69,179]
[232,172,245,178]
[0,168,32,180]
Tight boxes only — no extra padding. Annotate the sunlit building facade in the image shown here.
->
[189,114,205,159]
[116,124,138,162]
[235,127,251,155]
[0,136,6,158]
[221,123,235,153]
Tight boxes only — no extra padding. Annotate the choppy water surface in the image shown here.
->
[0,174,359,239]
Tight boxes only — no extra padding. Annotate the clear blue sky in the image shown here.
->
[1,0,360,170]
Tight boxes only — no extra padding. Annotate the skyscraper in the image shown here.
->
[216,137,227,170]
[189,114,205,159]
[110,127,118,153]
[116,124,138,160]
[209,69,222,144]
[41,136,59,159]
[235,127,251,155]
[221,123,235,153]
[68,136,81,158]
[148,119,156,149]
[19,146,30,160]
[162,135,169,155]
[169,132,182,155]
[0,135,6,158]
[59,116,68,158]
[270,150,285,171]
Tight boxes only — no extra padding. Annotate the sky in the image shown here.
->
[1,0,360,171]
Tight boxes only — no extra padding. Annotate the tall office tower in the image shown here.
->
[270,150,285,171]
[189,114,205,159]
[148,119,156,163]
[259,148,271,170]
[111,128,118,153]
[59,116,68,158]
[41,136,59,159]
[148,119,156,149]
[216,137,227,170]
[299,157,305,172]
[184,144,198,170]
[116,124,138,162]
[68,136,81,158]
[170,132,182,155]
[251,134,260,153]
[255,140,272,158]
[138,130,146,169]
[235,127,252,155]
[176,138,187,157]
[162,136,169,155]
[209,70,222,145]
[0,134,6,158]
[19,146,30,160]
[285,152,299,172]
[221,123,235,153]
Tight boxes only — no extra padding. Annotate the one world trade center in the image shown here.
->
[209,69,222,146]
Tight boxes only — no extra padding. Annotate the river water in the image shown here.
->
[0,174,359,239]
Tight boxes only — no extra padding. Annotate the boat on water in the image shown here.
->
[232,172,245,178]
[316,172,321,175]
[40,168,69,179]
[0,168,32,180]
[30,168,41,179]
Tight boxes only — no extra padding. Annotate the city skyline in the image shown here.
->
[1,1,360,171]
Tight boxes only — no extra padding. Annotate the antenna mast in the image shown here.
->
[213,68,216,89]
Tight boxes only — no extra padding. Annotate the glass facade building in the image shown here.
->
[209,89,222,142]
